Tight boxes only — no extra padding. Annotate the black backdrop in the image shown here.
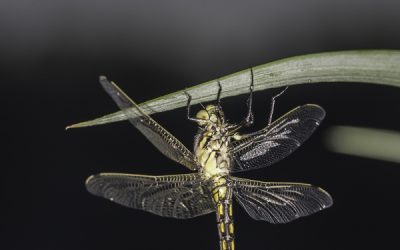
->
[2,1,400,249]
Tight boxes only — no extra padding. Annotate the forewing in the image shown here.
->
[99,76,197,171]
[86,173,214,219]
[232,177,332,223]
[229,104,325,172]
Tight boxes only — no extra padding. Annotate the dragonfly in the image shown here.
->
[81,73,333,250]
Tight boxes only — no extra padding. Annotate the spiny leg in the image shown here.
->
[243,68,255,126]
[227,69,255,132]
[215,81,226,124]
[216,80,223,109]
[184,91,203,123]
[268,86,289,126]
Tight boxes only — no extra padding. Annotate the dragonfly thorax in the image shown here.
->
[194,107,231,180]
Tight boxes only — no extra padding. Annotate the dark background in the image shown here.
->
[2,0,400,249]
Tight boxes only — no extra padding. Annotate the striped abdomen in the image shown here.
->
[211,176,235,250]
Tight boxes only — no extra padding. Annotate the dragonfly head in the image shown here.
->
[195,104,225,127]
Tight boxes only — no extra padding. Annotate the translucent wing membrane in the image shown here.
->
[99,76,197,171]
[232,177,332,223]
[86,173,214,219]
[230,105,325,172]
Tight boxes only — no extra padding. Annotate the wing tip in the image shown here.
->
[99,75,110,88]
[316,186,334,208]
[302,104,326,119]
[98,75,114,91]
[99,75,108,82]
[85,174,99,186]
[85,174,100,196]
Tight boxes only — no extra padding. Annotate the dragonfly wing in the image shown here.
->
[231,177,332,223]
[99,76,197,171]
[229,105,325,172]
[86,173,214,219]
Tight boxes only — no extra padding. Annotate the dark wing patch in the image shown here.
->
[99,76,197,171]
[229,105,325,172]
[232,177,332,223]
[86,173,214,219]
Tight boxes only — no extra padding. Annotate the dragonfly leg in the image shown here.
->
[184,91,204,123]
[243,68,255,126]
[229,69,254,132]
[267,86,289,126]
[216,80,223,109]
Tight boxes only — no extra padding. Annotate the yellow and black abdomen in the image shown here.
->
[195,125,235,249]
[211,176,235,250]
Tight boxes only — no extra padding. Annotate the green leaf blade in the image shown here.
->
[67,50,400,129]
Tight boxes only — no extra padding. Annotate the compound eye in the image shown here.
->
[196,110,209,120]
[206,105,215,111]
